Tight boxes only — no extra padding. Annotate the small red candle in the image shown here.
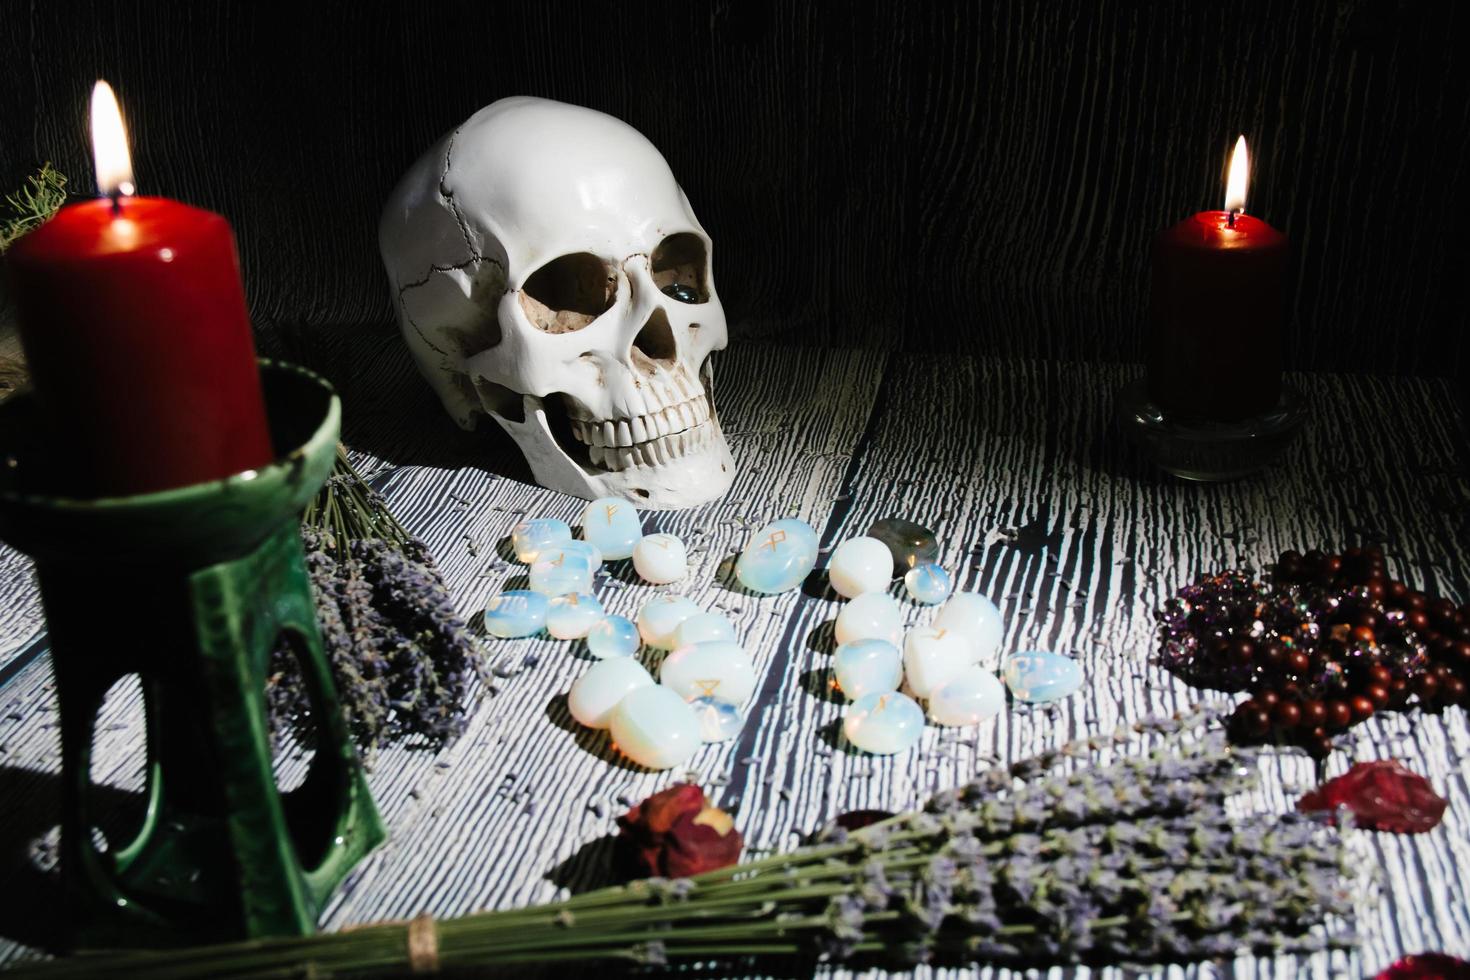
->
[1148,136,1289,422]
[5,81,273,497]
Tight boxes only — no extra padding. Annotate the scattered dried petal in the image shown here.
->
[1372,953,1470,980]
[616,783,743,879]
[1298,761,1447,834]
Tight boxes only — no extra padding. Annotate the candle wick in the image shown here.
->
[1227,210,1237,229]
[108,190,123,217]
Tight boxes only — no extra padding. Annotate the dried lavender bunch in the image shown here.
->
[17,706,1356,978]
[266,447,485,757]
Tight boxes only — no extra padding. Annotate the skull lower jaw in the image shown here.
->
[493,394,736,510]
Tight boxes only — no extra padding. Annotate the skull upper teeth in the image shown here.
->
[568,392,715,472]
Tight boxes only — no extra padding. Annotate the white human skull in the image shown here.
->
[378,96,735,509]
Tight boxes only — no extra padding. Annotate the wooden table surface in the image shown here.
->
[1,337,1467,976]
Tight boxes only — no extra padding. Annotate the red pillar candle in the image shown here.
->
[1148,136,1289,422]
[4,81,273,497]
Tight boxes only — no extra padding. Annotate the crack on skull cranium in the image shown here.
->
[397,257,507,358]
[439,129,485,262]
[396,254,482,294]
[396,300,450,357]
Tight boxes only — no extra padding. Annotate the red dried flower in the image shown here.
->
[1297,760,1447,834]
[1372,952,1470,979]
[616,783,743,879]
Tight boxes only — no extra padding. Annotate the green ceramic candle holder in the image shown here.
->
[0,360,385,949]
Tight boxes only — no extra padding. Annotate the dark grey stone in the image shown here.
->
[867,517,939,577]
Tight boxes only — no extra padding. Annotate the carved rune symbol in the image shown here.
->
[933,628,947,640]
[762,530,788,552]
[548,553,565,567]
[694,679,721,697]
[874,695,890,713]
[604,504,619,522]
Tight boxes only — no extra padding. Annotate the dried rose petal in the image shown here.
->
[660,806,744,878]
[1372,952,1470,979]
[1298,760,1447,834]
[626,783,705,837]
[615,783,742,879]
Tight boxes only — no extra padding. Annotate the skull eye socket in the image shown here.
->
[519,252,616,333]
[651,233,709,304]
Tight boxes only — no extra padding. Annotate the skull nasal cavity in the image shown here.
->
[633,308,679,365]
[520,252,615,333]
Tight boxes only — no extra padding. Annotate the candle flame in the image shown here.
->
[90,81,135,199]
[1223,134,1248,215]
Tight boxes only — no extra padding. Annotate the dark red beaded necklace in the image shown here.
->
[1158,547,1469,758]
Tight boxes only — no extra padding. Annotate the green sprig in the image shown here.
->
[0,164,67,253]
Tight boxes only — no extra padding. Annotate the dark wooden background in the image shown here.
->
[2,0,1466,383]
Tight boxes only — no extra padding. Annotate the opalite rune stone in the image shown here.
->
[928,667,1006,726]
[529,548,595,597]
[902,626,971,697]
[512,518,572,563]
[843,692,925,755]
[832,639,903,700]
[672,611,738,647]
[568,657,653,728]
[608,685,702,769]
[834,592,903,647]
[735,518,819,594]
[585,615,641,658]
[632,533,688,584]
[483,589,549,638]
[580,496,643,560]
[637,594,702,649]
[933,592,1006,667]
[904,563,952,605]
[690,697,744,741]
[660,641,757,704]
[546,592,605,639]
[1002,650,1083,703]
[866,517,939,576]
[555,539,603,570]
[827,537,893,599]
